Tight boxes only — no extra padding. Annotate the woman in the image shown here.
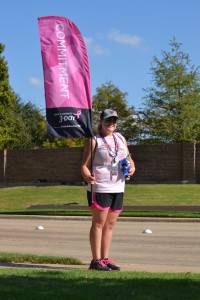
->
[81,109,135,271]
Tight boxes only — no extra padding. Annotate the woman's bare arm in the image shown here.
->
[81,138,96,185]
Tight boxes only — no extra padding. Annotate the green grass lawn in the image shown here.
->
[0,252,82,265]
[0,184,200,211]
[0,268,199,300]
[0,184,200,217]
[125,184,200,205]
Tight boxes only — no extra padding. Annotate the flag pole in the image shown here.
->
[90,135,93,199]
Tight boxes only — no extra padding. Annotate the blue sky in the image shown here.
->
[1,0,200,111]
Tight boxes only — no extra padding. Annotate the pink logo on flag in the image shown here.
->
[73,109,81,119]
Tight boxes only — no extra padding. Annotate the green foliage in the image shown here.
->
[0,43,46,149]
[14,96,47,148]
[92,81,139,143]
[43,137,87,148]
[0,96,46,149]
[0,105,31,149]
[0,43,16,107]
[139,38,200,143]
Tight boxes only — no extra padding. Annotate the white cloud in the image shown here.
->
[84,36,93,47]
[93,45,110,55]
[29,77,42,87]
[108,29,142,47]
[84,36,110,55]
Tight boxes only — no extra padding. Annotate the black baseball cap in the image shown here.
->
[100,109,119,120]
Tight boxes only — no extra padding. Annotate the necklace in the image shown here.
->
[100,134,118,161]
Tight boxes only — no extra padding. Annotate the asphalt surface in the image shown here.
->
[0,215,200,273]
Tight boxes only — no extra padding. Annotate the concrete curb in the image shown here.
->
[0,214,200,222]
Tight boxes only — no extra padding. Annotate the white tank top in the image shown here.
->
[88,133,128,193]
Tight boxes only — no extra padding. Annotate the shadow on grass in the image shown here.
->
[0,269,199,300]
[0,262,84,270]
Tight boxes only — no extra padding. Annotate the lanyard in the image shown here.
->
[100,133,118,159]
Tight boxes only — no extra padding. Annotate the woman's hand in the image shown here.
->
[81,138,96,185]
[85,174,95,185]
[128,163,136,177]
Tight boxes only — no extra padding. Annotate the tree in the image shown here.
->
[139,38,200,143]
[0,43,22,149]
[0,42,47,149]
[0,43,16,108]
[92,81,139,143]
[13,96,47,148]
[42,137,87,148]
[0,96,47,149]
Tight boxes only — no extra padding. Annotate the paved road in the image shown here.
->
[0,215,200,273]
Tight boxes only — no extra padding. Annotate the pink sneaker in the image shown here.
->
[102,258,120,271]
[89,259,112,271]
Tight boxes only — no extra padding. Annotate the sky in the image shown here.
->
[1,0,200,112]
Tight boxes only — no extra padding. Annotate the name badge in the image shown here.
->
[111,158,118,176]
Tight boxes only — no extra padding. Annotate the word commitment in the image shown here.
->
[56,23,70,99]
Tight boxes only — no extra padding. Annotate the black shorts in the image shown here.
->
[87,191,124,213]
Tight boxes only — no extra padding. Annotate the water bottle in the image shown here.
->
[120,157,130,180]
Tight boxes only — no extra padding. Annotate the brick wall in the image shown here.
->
[5,148,84,184]
[181,144,196,183]
[196,144,200,183]
[1,143,200,185]
[129,144,183,183]
[0,150,4,183]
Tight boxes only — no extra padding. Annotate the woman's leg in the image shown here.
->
[90,208,109,261]
[101,210,120,259]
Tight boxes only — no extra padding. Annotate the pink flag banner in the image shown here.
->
[38,16,93,138]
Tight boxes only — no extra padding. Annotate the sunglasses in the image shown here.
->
[105,117,118,124]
